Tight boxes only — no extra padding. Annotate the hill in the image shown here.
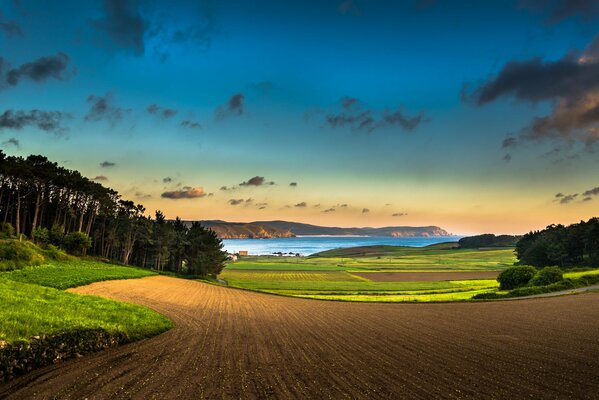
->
[193,220,451,239]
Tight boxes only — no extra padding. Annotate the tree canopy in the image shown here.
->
[0,150,226,276]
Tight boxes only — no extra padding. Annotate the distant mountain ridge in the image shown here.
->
[191,220,451,239]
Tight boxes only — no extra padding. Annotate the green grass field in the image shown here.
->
[0,249,169,347]
[0,278,172,344]
[220,244,514,302]
[4,259,156,289]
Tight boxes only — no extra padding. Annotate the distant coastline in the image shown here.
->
[190,220,451,240]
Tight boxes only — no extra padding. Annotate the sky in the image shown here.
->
[1,0,599,235]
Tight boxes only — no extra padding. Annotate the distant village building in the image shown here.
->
[238,250,248,256]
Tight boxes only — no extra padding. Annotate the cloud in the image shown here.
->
[289,182,298,187]
[324,97,426,133]
[100,161,116,168]
[295,202,307,208]
[2,137,19,148]
[89,0,148,55]
[85,93,129,124]
[502,137,518,148]
[554,192,564,198]
[583,187,599,197]
[0,12,23,37]
[220,186,230,191]
[239,176,275,186]
[559,193,578,204]
[216,93,244,120]
[0,110,68,134]
[2,53,72,87]
[92,175,108,181]
[464,35,599,146]
[503,153,512,162]
[161,186,206,199]
[518,0,599,23]
[163,177,172,183]
[228,198,244,205]
[135,191,152,199]
[147,104,177,119]
[392,212,407,217]
[180,119,201,129]
[362,208,370,213]
[322,208,336,213]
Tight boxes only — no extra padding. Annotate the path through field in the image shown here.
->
[2,276,599,399]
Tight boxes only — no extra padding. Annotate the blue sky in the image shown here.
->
[1,0,599,234]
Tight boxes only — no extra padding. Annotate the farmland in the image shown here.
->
[219,244,516,301]
[2,276,598,399]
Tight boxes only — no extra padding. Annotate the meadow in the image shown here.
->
[0,241,170,349]
[219,244,516,301]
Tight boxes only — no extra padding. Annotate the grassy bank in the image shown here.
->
[4,259,156,289]
[0,278,172,344]
[0,239,172,381]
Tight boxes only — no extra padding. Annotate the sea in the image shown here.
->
[222,236,462,256]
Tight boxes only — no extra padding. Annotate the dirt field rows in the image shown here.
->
[2,276,598,399]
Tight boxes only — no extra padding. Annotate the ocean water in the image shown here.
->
[222,236,462,256]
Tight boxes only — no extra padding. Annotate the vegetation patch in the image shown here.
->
[0,278,172,381]
[3,259,156,289]
[473,274,599,300]
[0,328,126,382]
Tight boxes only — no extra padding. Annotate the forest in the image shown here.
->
[516,218,599,268]
[0,151,227,276]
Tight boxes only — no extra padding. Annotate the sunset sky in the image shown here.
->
[1,0,598,235]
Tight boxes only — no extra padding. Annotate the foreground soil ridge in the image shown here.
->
[2,276,599,399]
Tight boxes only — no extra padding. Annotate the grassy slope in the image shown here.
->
[4,259,155,289]
[0,278,172,344]
[0,242,171,346]
[220,245,513,302]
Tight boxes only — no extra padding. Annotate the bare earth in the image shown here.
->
[1,276,599,399]
[352,271,500,281]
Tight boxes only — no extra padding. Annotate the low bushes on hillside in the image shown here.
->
[0,239,70,271]
[473,274,599,300]
[530,266,563,286]
[497,266,537,290]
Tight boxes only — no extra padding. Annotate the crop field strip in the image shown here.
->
[2,276,598,399]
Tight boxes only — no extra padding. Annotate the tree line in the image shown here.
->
[0,151,227,276]
[516,218,599,269]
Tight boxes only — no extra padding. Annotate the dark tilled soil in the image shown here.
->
[352,271,500,281]
[1,276,598,399]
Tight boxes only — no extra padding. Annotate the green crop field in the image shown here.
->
[219,244,514,302]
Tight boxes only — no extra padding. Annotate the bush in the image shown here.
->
[0,240,44,271]
[48,225,65,247]
[31,227,50,245]
[63,232,92,256]
[0,222,15,239]
[530,266,563,286]
[497,266,537,290]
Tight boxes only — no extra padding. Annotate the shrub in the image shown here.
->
[530,266,563,286]
[0,223,15,239]
[48,225,65,247]
[63,232,92,256]
[0,240,44,271]
[497,266,537,290]
[31,227,50,245]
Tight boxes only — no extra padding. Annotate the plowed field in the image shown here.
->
[2,276,598,399]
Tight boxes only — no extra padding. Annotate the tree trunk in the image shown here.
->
[15,189,20,236]
[31,190,41,233]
